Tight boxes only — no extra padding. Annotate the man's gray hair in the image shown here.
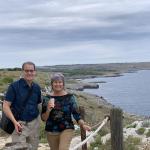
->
[22,61,36,70]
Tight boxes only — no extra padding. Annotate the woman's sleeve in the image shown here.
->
[71,95,81,122]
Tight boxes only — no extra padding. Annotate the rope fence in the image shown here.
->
[71,116,109,150]
[90,115,110,130]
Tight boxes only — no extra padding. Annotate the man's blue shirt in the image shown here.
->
[5,78,41,122]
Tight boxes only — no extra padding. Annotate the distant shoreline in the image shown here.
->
[82,70,150,116]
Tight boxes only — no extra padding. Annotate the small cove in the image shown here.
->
[83,70,150,117]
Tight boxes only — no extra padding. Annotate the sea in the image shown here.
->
[83,70,150,117]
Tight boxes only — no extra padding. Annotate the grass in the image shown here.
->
[0,70,50,92]
[0,70,21,92]
[39,121,47,143]
[136,127,145,135]
[126,123,137,129]
[146,129,150,137]
[89,133,141,150]
[124,136,141,150]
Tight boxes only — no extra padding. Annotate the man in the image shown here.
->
[3,61,41,150]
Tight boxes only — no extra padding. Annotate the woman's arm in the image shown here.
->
[41,98,55,121]
[71,95,91,131]
[41,107,52,121]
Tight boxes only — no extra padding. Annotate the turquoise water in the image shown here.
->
[83,70,150,117]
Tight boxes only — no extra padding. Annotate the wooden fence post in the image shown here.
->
[79,106,87,150]
[110,107,123,150]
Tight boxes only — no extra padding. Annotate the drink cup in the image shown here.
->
[48,98,55,108]
[50,98,55,104]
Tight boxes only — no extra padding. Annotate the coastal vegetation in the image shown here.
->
[38,62,150,78]
[0,62,150,149]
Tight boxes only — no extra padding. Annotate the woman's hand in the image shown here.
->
[78,119,91,131]
[41,98,55,121]
[82,124,91,131]
[47,98,55,110]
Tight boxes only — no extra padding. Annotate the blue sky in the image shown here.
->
[0,0,150,68]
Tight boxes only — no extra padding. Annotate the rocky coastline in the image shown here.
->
[66,81,99,91]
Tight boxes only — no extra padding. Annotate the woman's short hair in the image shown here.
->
[51,73,65,85]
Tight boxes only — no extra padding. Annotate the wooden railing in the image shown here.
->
[78,107,123,150]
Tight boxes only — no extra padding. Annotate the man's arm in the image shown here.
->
[3,100,22,133]
[3,100,16,124]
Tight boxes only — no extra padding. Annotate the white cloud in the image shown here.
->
[0,0,150,68]
[0,0,150,29]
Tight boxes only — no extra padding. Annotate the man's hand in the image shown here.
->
[14,121,23,134]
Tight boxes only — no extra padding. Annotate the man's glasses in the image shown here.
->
[24,70,35,73]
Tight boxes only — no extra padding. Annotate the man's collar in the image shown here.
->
[20,78,33,88]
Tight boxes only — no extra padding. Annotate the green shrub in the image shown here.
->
[126,123,137,128]
[90,134,102,147]
[136,127,145,135]
[39,121,47,143]
[124,136,141,150]
[7,68,21,71]
[2,77,13,84]
[126,136,141,145]
[90,135,141,150]
[124,143,137,150]
[90,134,107,149]
[146,129,150,137]
[90,137,111,150]
[98,128,109,137]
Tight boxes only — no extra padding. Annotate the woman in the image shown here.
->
[41,73,91,150]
